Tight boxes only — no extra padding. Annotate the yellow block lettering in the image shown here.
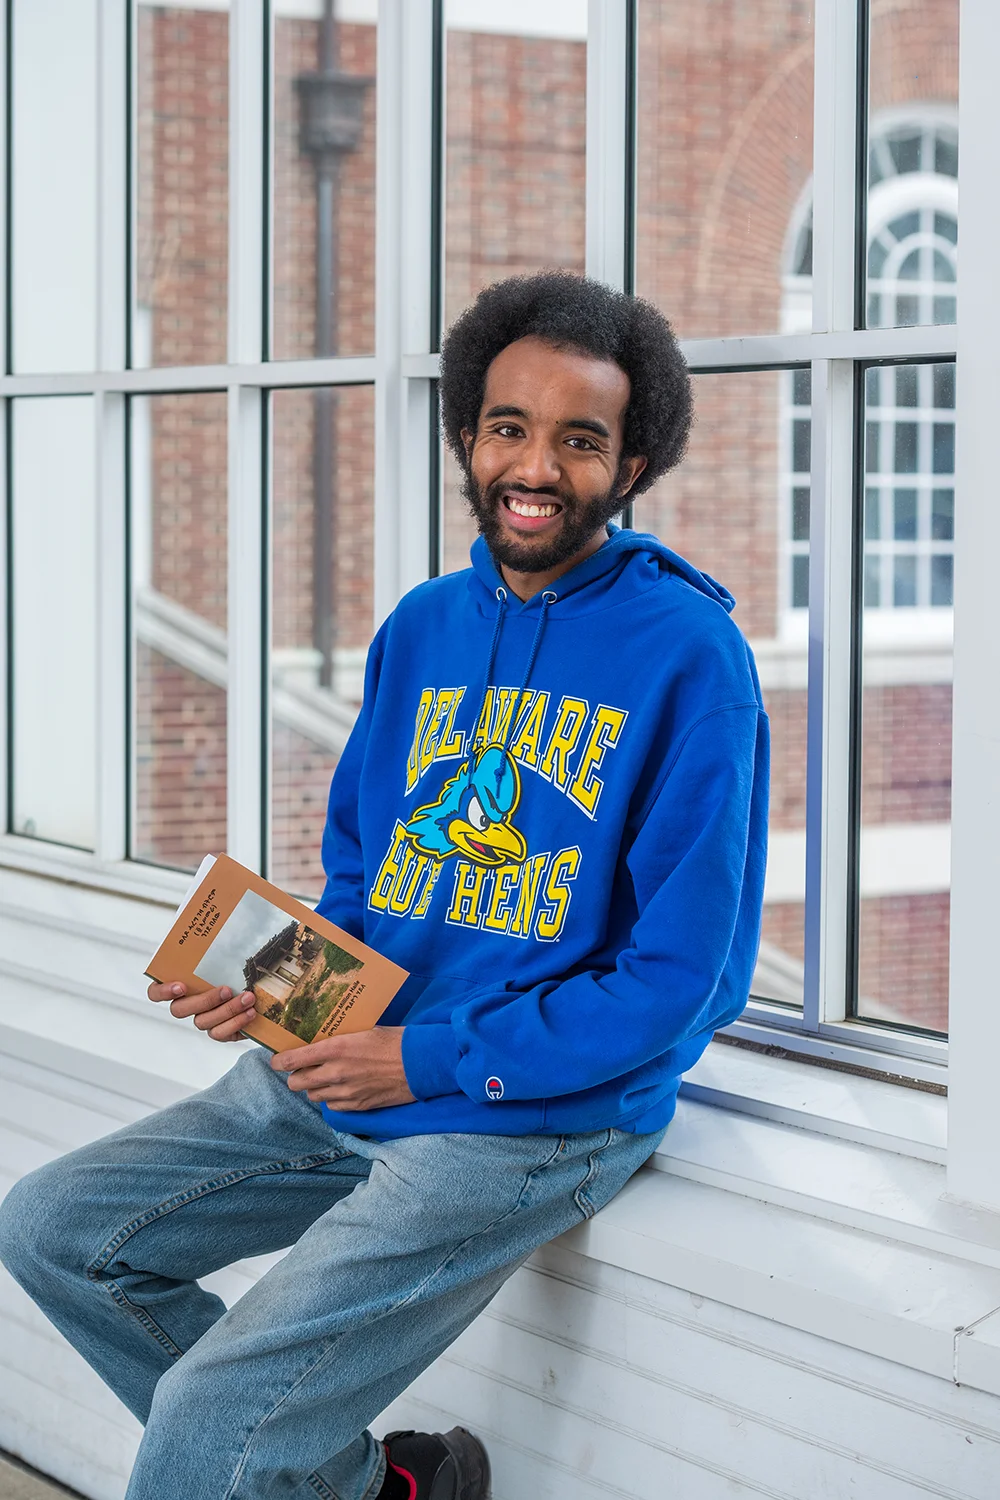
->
[419,691,453,777]
[406,691,434,792]
[490,687,525,747]
[412,859,443,918]
[471,687,496,753]
[539,696,589,789]
[568,706,628,817]
[509,691,549,768]
[482,864,520,933]
[535,846,582,942]
[446,861,488,927]
[509,853,548,939]
[368,822,409,911]
[436,687,466,759]
[387,844,426,915]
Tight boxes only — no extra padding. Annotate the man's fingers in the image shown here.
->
[148,981,187,1003]
[207,1010,255,1042]
[283,1063,347,1092]
[170,985,232,1019]
[192,990,257,1031]
[271,1038,344,1073]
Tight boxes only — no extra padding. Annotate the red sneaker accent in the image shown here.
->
[386,1457,418,1500]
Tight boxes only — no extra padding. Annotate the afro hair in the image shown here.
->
[439,271,692,497]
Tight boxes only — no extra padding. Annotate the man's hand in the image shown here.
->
[147,980,256,1041]
[271,1027,415,1111]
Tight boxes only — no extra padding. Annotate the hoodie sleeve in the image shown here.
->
[314,631,386,940]
[402,703,769,1104]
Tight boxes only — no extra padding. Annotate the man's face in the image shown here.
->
[461,335,646,574]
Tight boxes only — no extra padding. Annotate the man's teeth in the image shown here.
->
[508,496,560,518]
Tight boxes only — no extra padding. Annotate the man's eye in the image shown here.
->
[567,436,595,449]
[466,795,489,831]
[496,425,521,437]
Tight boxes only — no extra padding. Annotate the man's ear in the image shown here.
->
[460,426,475,465]
[617,455,648,499]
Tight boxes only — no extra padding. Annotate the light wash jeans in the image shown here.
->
[0,1047,663,1500]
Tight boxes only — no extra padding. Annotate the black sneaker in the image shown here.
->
[380,1427,491,1500]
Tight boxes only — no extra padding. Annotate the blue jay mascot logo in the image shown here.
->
[404,743,528,867]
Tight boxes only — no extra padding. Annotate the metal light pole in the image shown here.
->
[297,2,371,690]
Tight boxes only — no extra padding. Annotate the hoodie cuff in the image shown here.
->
[402,1024,463,1100]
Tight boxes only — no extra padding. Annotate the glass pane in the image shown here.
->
[635,0,814,339]
[442,3,587,334]
[634,370,810,1008]
[856,363,955,1033]
[11,0,97,373]
[271,386,375,898]
[134,2,230,368]
[10,399,97,847]
[441,440,479,582]
[271,4,377,361]
[866,2,958,329]
[132,393,228,868]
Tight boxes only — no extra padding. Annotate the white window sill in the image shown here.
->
[681,1041,946,1162]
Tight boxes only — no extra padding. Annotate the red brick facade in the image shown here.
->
[135,4,956,1032]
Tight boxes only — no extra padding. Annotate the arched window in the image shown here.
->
[782,110,957,619]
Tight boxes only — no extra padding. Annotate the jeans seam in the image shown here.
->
[390,1135,567,1316]
[307,1449,385,1500]
[103,1281,186,1360]
[87,1148,354,1279]
[85,1148,354,1366]
[224,1341,347,1500]
[574,1128,616,1221]
[305,1471,339,1500]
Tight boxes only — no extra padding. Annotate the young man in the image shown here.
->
[0,273,768,1500]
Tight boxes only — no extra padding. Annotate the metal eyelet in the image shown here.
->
[542,590,558,604]
[495,586,508,601]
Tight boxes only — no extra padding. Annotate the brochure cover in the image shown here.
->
[147,854,408,1053]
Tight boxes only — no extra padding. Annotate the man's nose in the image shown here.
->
[512,433,561,489]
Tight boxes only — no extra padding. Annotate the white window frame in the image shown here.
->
[1,0,999,1206]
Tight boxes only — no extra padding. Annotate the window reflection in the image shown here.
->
[131,393,228,870]
[10,399,97,848]
[11,0,98,373]
[856,363,955,1034]
[134,1,230,368]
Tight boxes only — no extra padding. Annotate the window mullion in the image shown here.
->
[811,0,860,335]
[804,358,856,1030]
[947,0,1000,1210]
[374,0,435,623]
[0,3,8,830]
[95,391,127,860]
[94,0,128,861]
[226,0,266,871]
[803,0,861,1031]
[585,0,630,291]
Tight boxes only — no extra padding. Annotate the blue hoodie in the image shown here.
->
[316,527,769,1140]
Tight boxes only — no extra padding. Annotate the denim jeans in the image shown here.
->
[0,1047,663,1500]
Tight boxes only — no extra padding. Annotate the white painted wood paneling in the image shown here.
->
[3,864,1000,1498]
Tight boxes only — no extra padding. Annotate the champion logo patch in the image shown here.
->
[485,1076,505,1101]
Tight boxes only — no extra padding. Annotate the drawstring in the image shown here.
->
[468,586,556,774]
[508,590,556,740]
[469,586,509,753]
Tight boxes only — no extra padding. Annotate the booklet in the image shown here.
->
[147,854,408,1053]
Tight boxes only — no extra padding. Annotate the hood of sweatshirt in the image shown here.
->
[467,524,737,618]
[316,527,769,1142]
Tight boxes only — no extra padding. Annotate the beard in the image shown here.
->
[462,469,628,574]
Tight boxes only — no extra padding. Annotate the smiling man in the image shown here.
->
[0,274,769,1500]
